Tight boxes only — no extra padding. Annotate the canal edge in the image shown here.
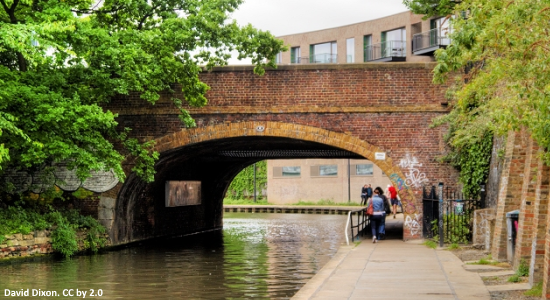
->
[291,243,356,299]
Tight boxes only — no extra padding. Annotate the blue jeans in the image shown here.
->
[378,213,386,236]
[370,214,384,238]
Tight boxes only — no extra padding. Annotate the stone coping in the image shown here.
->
[205,62,437,72]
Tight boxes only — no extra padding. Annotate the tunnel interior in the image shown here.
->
[114,136,394,244]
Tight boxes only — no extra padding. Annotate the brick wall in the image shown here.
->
[101,63,458,244]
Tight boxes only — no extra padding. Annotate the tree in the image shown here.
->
[0,0,285,186]
[403,0,459,18]
[428,0,550,194]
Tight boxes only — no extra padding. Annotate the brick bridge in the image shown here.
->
[100,63,458,245]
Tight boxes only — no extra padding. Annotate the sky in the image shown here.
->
[227,0,410,64]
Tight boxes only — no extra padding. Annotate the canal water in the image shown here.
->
[1,213,347,299]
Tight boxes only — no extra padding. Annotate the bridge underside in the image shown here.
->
[113,137,364,244]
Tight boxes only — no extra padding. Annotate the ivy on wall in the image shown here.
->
[226,161,267,200]
[432,90,494,199]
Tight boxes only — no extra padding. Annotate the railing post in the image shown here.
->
[438,182,444,247]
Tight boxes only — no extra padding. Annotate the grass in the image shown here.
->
[507,274,521,283]
[223,198,362,206]
[447,243,460,250]
[223,198,271,205]
[423,240,437,249]
[293,199,362,206]
[524,282,542,297]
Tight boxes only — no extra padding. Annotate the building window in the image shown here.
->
[319,165,338,176]
[356,164,373,176]
[363,35,372,62]
[309,42,337,63]
[381,28,406,57]
[346,38,354,63]
[290,47,301,64]
[275,52,282,64]
[430,17,452,45]
[282,166,301,177]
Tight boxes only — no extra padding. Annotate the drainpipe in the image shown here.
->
[348,159,351,203]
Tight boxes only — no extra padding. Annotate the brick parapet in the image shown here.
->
[513,137,538,268]
[492,130,528,261]
[531,151,549,285]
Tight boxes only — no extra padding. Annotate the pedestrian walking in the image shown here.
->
[387,184,399,218]
[361,184,368,206]
[368,187,385,243]
[374,186,389,240]
[366,184,373,202]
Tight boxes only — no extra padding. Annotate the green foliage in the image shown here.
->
[0,0,286,184]
[431,0,550,169]
[223,198,271,205]
[423,240,438,249]
[431,213,471,244]
[447,243,460,250]
[50,223,78,258]
[507,274,521,283]
[0,205,107,257]
[517,259,529,277]
[524,282,542,297]
[226,161,267,200]
[403,0,458,19]
[71,188,94,200]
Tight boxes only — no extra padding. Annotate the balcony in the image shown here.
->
[412,28,451,55]
[292,54,337,64]
[365,41,406,62]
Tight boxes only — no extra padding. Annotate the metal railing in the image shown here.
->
[412,28,451,52]
[345,207,370,245]
[422,185,482,244]
[365,40,406,61]
[292,54,338,64]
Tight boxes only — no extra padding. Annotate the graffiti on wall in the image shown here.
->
[405,213,422,236]
[398,153,430,188]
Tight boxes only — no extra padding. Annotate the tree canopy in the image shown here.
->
[0,0,284,187]
[405,0,550,194]
[403,0,459,18]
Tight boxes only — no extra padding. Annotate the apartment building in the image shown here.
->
[274,10,451,64]
[266,10,450,204]
[267,159,391,204]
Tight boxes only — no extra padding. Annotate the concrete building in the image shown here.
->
[274,10,451,65]
[267,10,450,204]
[267,159,392,204]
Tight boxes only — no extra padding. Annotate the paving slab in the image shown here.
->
[479,270,516,277]
[292,238,492,300]
[486,283,531,292]
[463,264,508,272]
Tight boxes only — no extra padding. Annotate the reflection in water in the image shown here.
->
[1,213,346,299]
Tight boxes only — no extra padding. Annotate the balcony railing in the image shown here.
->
[292,54,338,64]
[412,28,451,55]
[365,40,406,62]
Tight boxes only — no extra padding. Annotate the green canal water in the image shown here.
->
[1,213,347,299]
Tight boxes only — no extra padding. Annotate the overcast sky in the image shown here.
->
[227,0,409,63]
[231,0,409,37]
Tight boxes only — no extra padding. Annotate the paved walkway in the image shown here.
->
[292,215,491,300]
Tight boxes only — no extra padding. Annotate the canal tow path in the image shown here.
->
[292,214,491,300]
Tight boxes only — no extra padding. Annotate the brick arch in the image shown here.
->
[153,121,421,239]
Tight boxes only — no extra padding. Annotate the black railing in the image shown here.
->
[422,185,482,244]
[346,207,370,245]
